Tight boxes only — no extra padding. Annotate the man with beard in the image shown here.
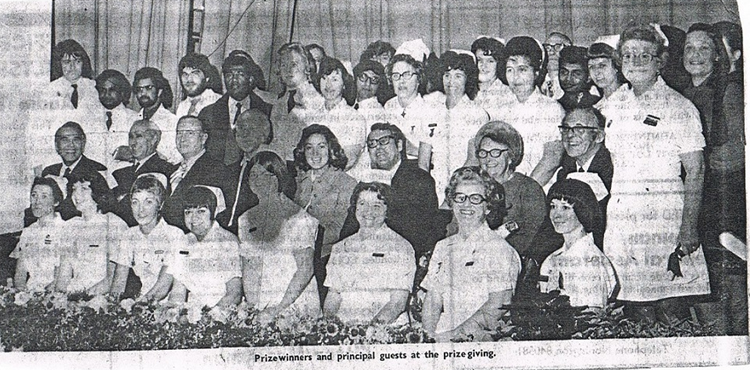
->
[111,120,175,226]
[175,53,222,118]
[557,46,600,111]
[96,69,140,165]
[199,50,271,165]
[133,67,180,164]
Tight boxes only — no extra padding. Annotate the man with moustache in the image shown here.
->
[96,69,140,165]
[175,53,222,118]
[111,120,175,226]
[198,50,271,166]
[557,46,601,111]
[133,67,180,164]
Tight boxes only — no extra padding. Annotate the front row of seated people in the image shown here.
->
[11,130,616,342]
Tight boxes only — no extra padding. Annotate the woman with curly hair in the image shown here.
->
[293,125,358,306]
[421,167,521,342]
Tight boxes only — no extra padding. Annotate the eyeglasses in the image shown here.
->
[452,192,487,205]
[134,85,157,93]
[558,125,600,135]
[620,53,658,64]
[544,43,565,53]
[389,71,416,81]
[366,135,395,148]
[358,74,380,85]
[476,148,509,159]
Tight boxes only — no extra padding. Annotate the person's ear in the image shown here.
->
[396,139,403,153]
[594,129,605,144]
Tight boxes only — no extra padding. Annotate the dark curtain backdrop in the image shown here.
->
[54,0,741,99]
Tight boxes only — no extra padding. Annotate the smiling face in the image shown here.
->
[683,31,716,81]
[587,57,619,91]
[30,184,58,218]
[475,50,498,83]
[129,122,159,161]
[505,55,537,100]
[320,69,344,102]
[355,190,387,229]
[620,39,661,88]
[55,126,85,165]
[391,61,419,100]
[130,190,161,228]
[559,62,588,93]
[367,129,402,170]
[181,67,208,98]
[176,117,207,159]
[304,133,330,171]
[443,68,467,98]
[184,206,212,240]
[549,198,584,235]
[477,137,512,183]
[452,181,489,230]
[560,110,602,159]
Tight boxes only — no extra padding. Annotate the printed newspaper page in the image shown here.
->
[0,0,747,369]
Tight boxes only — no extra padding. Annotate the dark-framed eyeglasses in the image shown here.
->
[452,192,487,205]
[389,71,416,81]
[558,125,600,136]
[543,43,565,52]
[366,135,395,148]
[620,53,658,64]
[476,148,509,159]
[358,74,380,85]
[134,85,157,93]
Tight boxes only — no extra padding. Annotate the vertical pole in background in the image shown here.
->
[289,0,298,42]
[187,0,195,53]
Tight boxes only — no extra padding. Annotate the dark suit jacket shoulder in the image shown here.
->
[557,146,613,191]
[200,93,272,163]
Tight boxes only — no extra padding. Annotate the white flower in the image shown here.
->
[119,298,136,314]
[13,292,32,306]
[84,295,109,313]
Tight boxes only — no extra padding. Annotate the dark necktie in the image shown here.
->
[578,166,585,172]
[63,167,71,177]
[70,84,78,109]
[233,102,242,127]
[106,111,113,130]
[287,90,297,113]
[354,102,360,110]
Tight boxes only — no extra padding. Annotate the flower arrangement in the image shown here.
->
[0,287,713,351]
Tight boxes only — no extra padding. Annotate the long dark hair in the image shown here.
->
[293,124,348,172]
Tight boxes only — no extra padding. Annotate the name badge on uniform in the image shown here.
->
[248,227,258,233]
[643,114,660,126]
[44,235,52,245]
[89,244,99,248]
[179,250,189,255]
[372,253,384,258]
[154,250,164,255]
[465,261,474,267]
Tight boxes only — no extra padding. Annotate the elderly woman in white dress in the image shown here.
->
[421,167,521,342]
[168,186,242,308]
[12,177,67,292]
[539,179,616,308]
[110,174,186,302]
[324,182,415,324]
[55,172,128,294]
[598,24,709,322]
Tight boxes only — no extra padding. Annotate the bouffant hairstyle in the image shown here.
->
[130,173,168,205]
[471,37,505,79]
[438,51,480,100]
[32,176,64,205]
[51,39,93,81]
[133,67,174,109]
[617,24,668,63]
[293,124,348,172]
[359,40,396,63]
[445,166,506,230]
[277,42,317,83]
[546,178,603,234]
[95,69,133,106]
[474,121,524,171]
[500,36,548,87]
[68,171,113,212]
[314,56,357,106]
[183,186,218,221]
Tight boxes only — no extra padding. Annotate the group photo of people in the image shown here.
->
[0,0,746,347]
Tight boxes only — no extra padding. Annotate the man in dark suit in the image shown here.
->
[162,116,232,231]
[198,50,272,166]
[217,109,270,235]
[25,121,109,226]
[111,120,175,226]
[342,122,450,261]
[555,107,613,249]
